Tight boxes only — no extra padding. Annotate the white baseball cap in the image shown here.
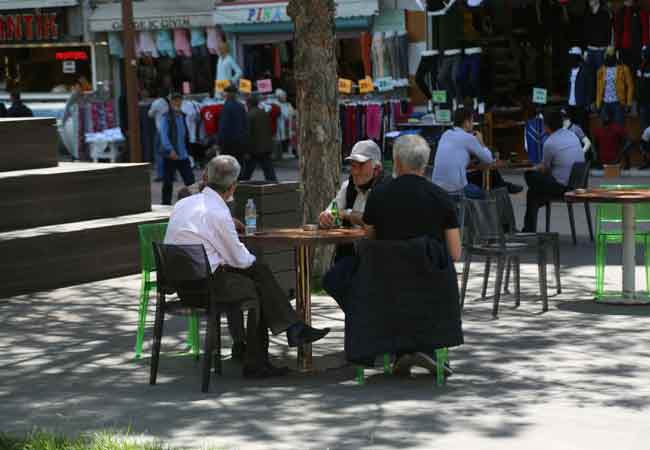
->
[345,140,382,163]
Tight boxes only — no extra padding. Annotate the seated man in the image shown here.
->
[432,107,522,199]
[165,155,329,378]
[592,110,632,169]
[522,108,585,232]
[362,134,462,375]
[319,140,386,308]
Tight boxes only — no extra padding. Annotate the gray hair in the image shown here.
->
[393,135,431,171]
[206,155,241,193]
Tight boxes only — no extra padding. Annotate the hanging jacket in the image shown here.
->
[569,63,596,107]
[345,236,464,364]
[596,64,635,107]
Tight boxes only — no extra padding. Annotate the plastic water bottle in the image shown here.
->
[245,198,257,235]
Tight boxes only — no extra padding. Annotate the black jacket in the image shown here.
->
[344,236,464,364]
[638,64,650,105]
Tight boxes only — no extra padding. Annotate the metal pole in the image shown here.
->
[121,0,142,162]
[295,245,312,371]
[622,203,636,299]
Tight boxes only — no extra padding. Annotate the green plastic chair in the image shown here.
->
[135,222,200,359]
[356,349,449,387]
[595,185,650,298]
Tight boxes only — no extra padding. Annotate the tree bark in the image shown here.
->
[287,0,341,274]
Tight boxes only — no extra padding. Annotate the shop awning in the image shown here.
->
[214,0,379,26]
[0,0,77,9]
[88,0,215,32]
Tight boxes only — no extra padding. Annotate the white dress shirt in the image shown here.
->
[164,187,256,272]
[148,98,169,131]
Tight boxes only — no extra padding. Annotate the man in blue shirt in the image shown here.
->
[160,93,196,205]
[217,84,248,170]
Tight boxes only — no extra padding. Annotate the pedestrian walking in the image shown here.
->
[217,85,248,169]
[148,87,170,181]
[240,95,278,182]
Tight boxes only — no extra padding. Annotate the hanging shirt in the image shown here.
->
[200,104,224,136]
[190,28,206,48]
[174,29,192,57]
[568,68,579,106]
[156,30,175,58]
[206,27,222,56]
[525,116,548,164]
[137,31,159,58]
[276,101,295,142]
[182,100,201,144]
[108,32,123,58]
[604,67,618,103]
[148,97,169,131]
[216,54,243,84]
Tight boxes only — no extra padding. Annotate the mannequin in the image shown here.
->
[584,0,611,74]
[596,48,634,125]
[561,108,592,157]
[216,41,242,86]
[415,49,439,104]
[637,45,650,132]
[566,47,594,131]
[434,1,463,110]
[612,0,642,74]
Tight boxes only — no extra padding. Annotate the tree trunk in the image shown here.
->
[287,0,341,275]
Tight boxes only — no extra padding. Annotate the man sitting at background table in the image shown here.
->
[318,140,387,310]
[165,155,330,378]
[522,108,585,232]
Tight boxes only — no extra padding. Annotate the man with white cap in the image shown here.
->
[319,140,387,308]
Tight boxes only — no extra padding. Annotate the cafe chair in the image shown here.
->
[355,350,449,387]
[150,243,259,393]
[135,222,200,359]
[595,184,650,298]
[543,161,594,245]
[461,198,549,318]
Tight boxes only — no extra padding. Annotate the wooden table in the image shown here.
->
[242,227,367,370]
[469,160,533,192]
[566,189,650,305]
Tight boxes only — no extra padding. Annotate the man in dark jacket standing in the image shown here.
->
[239,95,278,182]
[217,85,248,168]
[7,91,33,118]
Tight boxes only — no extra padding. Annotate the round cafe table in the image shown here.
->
[565,188,650,305]
[242,227,367,371]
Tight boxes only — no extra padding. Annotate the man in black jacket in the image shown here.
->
[7,91,33,118]
[217,85,248,170]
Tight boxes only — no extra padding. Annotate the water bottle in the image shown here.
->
[245,198,257,235]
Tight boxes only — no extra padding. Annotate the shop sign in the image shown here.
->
[246,7,288,23]
[435,109,452,123]
[215,79,230,92]
[338,78,352,94]
[110,16,192,31]
[56,51,88,61]
[62,60,76,74]
[432,90,447,104]
[532,87,547,105]
[256,79,272,94]
[358,77,374,94]
[239,79,252,94]
[0,10,61,42]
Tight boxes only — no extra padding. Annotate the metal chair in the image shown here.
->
[150,243,259,392]
[543,161,594,245]
[461,198,549,318]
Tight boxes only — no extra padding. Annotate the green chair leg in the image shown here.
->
[134,277,151,359]
[645,236,650,294]
[190,313,200,358]
[383,354,392,375]
[435,348,448,387]
[595,238,606,298]
[356,367,365,385]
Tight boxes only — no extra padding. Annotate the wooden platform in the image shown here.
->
[0,117,59,172]
[0,206,171,299]
[0,162,151,232]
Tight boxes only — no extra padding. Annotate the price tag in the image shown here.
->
[358,77,374,94]
[62,60,76,74]
[532,87,548,105]
[239,78,252,94]
[435,109,452,123]
[182,81,191,95]
[215,79,230,92]
[375,77,394,92]
[257,78,273,94]
[338,78,353,94]
[432,90,447,104]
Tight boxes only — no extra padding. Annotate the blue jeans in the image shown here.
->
[154,132,165,178]
[600,101,625,125]
[322,256,358,312]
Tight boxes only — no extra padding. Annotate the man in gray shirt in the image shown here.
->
[432,108,522,198]
[522,108,585,232]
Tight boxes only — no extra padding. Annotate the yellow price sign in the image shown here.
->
[338,78,353,94]
[239,78,252,94]
[358,77,374,94]
[215,79,230,92]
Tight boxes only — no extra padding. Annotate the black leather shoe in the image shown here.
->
[231,342,246,361]
[287,323,330,348]
[506,183,524,194]
[243,363,290,379]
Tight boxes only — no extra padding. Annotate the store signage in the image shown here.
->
[338,78,352,94]
[239,79,252,94]
[110,16,192,31]
[246,7,288,23]
[256,79,272,94]
[0,11,60,42]
[532,87,547,105]
[432,90,447,104]
[62,60,76,74]
[358,77,374,94]
[215,79,230,92]
[56,51,88,61]
[435,109,452,123]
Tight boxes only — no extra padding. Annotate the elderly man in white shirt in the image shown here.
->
[165,155,329,378]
